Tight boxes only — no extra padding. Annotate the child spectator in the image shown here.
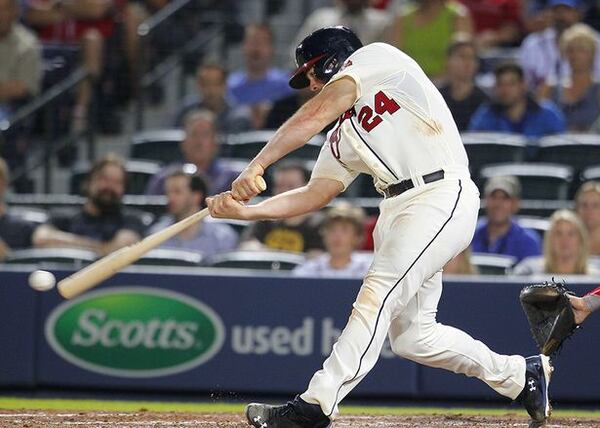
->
[293,204,371,278]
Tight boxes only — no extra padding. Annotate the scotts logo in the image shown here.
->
[45,287,225,378]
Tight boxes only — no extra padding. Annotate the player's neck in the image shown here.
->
[0,203,5,217]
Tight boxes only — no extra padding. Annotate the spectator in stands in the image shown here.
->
[471,176,542,263]
[145,109,238,196]
[575,181,600,255]
[32,154,145,255]
[148,169,237,257]
[24,0,123,133]
[443,247,478,274]
[240,160,324,254]
[174,63,252,133]
[519,0,600,91]
[390,0,473,79]
[458,0,523,49]
[0,157,36,261]
[293,203,371,277]
[438,35,488,131]
[294,0,392,48]
[228,23,293,129]
[0,0,41,121]
[513,209,600,274]
[538,23,600,131]
[122,0,168,98]
[468,62,567,138]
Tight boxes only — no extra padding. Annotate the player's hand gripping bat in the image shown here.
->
[57,176,267,299]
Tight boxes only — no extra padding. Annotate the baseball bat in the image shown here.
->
[57,176,267,299]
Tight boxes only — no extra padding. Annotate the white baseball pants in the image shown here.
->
[301,176,526,418]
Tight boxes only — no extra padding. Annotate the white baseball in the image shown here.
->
[28,270,56,292]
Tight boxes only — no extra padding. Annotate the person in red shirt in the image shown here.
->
[24,0,125,131]
[570,286,600,324]
[459,0,523,48]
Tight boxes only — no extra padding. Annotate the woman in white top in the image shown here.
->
[514,209,600,275]
[293,203,372,278]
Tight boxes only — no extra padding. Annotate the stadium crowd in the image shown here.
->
[1,0,600,278]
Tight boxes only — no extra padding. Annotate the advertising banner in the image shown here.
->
[0,268,597,400]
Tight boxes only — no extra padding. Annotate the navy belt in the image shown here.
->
[383,169,445,198]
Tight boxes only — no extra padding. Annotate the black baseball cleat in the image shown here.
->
[246,395,331,428]
[517,354,553,424]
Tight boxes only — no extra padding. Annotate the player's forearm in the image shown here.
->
[583,286,600,313]
[251,103,332,170]
[246,179,341,221]
[251,77,357,171]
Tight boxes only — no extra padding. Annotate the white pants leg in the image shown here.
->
[388,271,525,399]
[300,178,525,418]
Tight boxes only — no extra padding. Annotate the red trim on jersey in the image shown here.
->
[585,286,600,297]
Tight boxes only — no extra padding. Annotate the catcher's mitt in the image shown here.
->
[520,280,579,356]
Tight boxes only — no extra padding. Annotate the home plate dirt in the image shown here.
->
[0,411,599,427]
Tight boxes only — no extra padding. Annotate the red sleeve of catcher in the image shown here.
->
[585,286,600,297]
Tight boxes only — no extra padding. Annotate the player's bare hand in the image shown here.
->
[206,192,248,220]
[569,295,592,325]
[231,163,265,201]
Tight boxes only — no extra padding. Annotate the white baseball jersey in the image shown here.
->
[311,42,469,193]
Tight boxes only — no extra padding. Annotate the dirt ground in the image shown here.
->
[0,411,599,428]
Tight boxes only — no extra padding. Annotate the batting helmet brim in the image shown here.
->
[289,53,327,89]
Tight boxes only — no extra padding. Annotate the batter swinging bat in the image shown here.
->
[57,175,267,299]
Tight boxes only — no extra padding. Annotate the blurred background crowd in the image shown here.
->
[1,0,600,279]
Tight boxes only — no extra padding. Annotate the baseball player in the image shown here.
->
[207,26,552,428]
[570,286,600,325]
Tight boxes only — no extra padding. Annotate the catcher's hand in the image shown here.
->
[520,280,580,356]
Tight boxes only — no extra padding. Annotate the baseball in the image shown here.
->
[28,270,56,292]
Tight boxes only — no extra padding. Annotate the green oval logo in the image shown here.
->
[45,287,225,378]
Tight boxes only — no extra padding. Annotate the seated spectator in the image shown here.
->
[459,0,523,49]
[390,0,473,79]
[519,0,600,91]
[227,23,294,129]
[0,0,41,121]
[513,209,600,275]
[575,181,600,255]
[293,204,371,278]
[438,35,488,131]
[294,0,392,48]
[123,0,168,97]
[173,63,252,133]
[240,161,324,254]
[472,176,542,262]
[24,0,123,132]
[538,23,600,131]
[148,170,237,257]
[33,154,145,255]
[443,247,478,274]
[145,110,238,196]
[0,157,36,261]
[468,62,567,138]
